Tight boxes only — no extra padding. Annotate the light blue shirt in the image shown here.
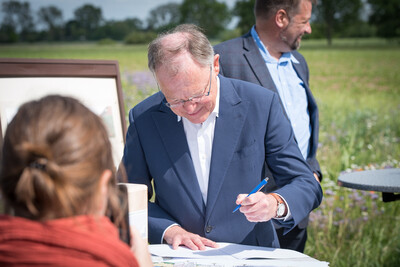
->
[251,26,311,159]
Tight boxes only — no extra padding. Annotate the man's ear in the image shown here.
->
[213,54,220,75]
[276,9,289,29]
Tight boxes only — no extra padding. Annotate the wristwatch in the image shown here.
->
[270,193,286,218]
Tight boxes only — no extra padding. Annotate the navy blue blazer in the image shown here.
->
[122,75,322,247]
[214,31,321,180]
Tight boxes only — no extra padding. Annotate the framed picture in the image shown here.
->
[0,58,127,167]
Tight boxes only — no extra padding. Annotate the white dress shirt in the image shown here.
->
[180,76,220,204]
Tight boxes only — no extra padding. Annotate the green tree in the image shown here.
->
[368,0,400,38]
[314,0,363,45]
[97,18,143,40]
[0,0,18,43]
[233,0,255,35]
[147,3,181,32]
[179,0,232,38]
[0,0,35,42]
[64,20,84,41]
[73,4,103,40]
[37,6,63,41]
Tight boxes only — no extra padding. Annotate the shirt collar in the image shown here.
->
[177,75,220,122]
[251,26,299,65]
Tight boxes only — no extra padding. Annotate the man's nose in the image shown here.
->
[305,22,312,34]
[182,100,197,112]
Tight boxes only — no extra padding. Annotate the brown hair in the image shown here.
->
[148,24,214,74]
[0,95,124,224]
[255,0,317,20]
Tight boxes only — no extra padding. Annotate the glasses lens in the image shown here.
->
[166,101,180,108]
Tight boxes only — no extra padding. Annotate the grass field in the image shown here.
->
[0,38,399,266]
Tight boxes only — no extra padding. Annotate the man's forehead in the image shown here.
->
[157,52,200,77]
[161,32,189,50]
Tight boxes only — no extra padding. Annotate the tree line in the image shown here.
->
[0,0,398,45]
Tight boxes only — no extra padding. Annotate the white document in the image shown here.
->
[162,258,329,267]
[149,242,310,260]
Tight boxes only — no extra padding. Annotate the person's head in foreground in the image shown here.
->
[0,95,151,267]
[148,24,220,125]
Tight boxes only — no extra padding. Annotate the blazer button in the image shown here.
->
[205,225,213,233]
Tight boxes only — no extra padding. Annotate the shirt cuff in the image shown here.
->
[161,223,180,244]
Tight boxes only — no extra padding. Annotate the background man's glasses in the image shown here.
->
[163,66,212,108]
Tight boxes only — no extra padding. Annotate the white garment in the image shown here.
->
[180,77,220,204]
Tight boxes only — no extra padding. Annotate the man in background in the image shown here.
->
[214,0,321,252]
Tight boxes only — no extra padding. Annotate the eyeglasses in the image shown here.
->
[162,66,212,108]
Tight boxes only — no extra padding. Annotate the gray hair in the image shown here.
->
[148,24,214,73]
[255,0,317,20]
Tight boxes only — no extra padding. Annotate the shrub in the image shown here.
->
[124,31,157,45]
[97,38,116,45]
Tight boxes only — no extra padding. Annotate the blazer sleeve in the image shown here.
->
[264,94,323,232]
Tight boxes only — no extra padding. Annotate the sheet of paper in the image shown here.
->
[158,258,330,267]
[149,243,235,259]
[149,242,310,260]
[218,242,309,259]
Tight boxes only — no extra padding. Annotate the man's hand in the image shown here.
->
[164,225,219,250]
[236,192,277,222]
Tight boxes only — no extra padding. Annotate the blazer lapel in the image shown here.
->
[151,104,205,216]
[243,33,290,120]
[205,76,249,219]
[242,33,277,92]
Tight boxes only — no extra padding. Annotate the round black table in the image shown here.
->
[337,168,400,202]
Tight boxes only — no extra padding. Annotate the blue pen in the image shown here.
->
[232,177,269,213]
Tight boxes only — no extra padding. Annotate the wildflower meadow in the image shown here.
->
[0,38,399,266]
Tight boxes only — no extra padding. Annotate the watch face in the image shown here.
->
[277,203,285,217]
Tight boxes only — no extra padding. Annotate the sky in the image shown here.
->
[0,0,238,23]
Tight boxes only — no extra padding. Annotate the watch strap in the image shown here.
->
[270,193,287,218]
[270,193,283,204]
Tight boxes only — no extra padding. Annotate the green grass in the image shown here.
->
[1,38,399,266]
[299,40,400,267]
[0,42,149,72]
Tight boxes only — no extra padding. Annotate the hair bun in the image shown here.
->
[29,158,48,171]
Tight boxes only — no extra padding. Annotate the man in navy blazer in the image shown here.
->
[122,24,322,250]
[214,0,320,252]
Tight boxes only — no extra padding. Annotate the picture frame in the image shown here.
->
[0,58,127,167]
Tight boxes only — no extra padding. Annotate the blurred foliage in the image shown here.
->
[97,38,116,45]
[179,0,232,38]
[124,31,157,45]
[217,28,242,42]
[1,0,399,44]
[147,3,181,33]
[73,4,102,40]
[313,0,363,45]
[367,0,400,39]
[233,0,255,35]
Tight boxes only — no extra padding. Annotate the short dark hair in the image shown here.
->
[254,0,317,20]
